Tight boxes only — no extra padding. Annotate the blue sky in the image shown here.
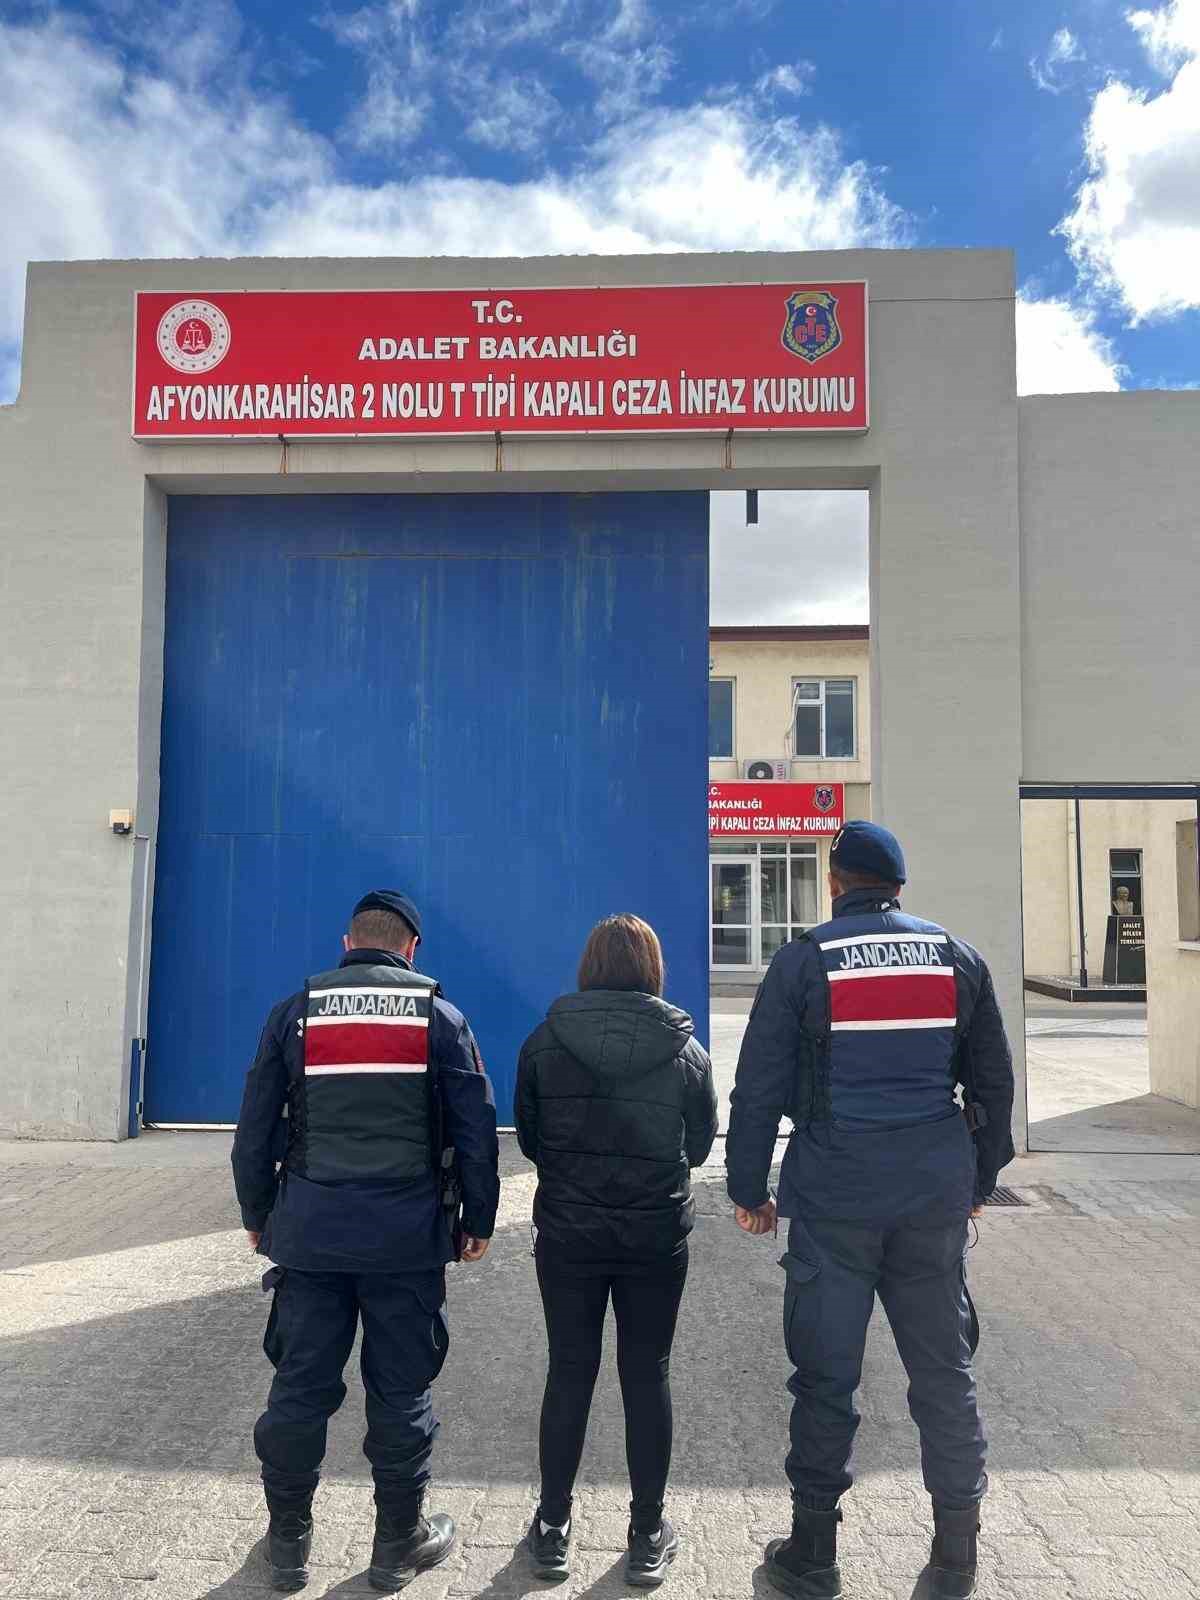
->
[2,0,1199,407]
[1,0,1198,620]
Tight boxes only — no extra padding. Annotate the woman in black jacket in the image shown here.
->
[515,914,719,1588]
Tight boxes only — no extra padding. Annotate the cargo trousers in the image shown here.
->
[254,1266,449,1522]
[781,1215,985,1512]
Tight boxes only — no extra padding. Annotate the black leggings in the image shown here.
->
[535,1244,688,1534]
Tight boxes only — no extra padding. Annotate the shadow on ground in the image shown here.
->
[3,1183,1199,1498]
[1029,1093,1200,1154]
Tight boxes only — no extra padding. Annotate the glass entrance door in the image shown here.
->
[711,858,755,969]
[710,842,822,973]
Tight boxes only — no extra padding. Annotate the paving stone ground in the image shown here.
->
[1,1136,1198,1600]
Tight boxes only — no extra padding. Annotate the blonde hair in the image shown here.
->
[577,915,665,996]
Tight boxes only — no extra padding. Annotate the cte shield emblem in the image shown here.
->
[814,786,836,813]
[782,290,842,364]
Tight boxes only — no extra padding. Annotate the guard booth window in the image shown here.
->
[1110,849,1143,915]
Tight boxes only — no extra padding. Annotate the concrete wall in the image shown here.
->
[0,357,160,1138]
[1145,811,1200,1109]
[3,247,1026,1138]
[1020,393,1200,785]
[1020,798,1073,977]
[1019,397,1200,1113]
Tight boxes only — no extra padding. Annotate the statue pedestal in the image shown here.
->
[1102,915,1146,985]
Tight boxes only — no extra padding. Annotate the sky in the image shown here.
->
[1,0,1198,620]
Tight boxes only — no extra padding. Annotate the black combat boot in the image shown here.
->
[764,1505,843,1598]
[929,1505,980,1599]
[265,1505,313,1593]
[368,1505,456,1592]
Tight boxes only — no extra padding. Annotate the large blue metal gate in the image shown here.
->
[145,492,709,1124]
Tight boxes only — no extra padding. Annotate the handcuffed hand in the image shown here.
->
[734,1200,777,1236]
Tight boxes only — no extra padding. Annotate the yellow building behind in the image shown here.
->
[711,628,1200,1111]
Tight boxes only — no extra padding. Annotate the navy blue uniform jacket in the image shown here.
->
[726,890,1015,1224]
[231,949,500,1273]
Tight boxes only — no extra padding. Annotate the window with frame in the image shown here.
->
[792,678,856,759]
[709,678,735,759]
[1109,848,1143,916]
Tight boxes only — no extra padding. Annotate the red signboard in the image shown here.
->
[709,782,845,838]
[132,283,868,440]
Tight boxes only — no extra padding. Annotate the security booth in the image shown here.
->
[2,249,1199,1141]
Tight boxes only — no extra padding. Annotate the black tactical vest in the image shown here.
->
[287,962,439,1183]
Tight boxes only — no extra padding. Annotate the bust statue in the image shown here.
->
[1112,887,1136,916]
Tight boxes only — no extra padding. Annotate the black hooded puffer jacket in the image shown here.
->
[514,990,719,1258]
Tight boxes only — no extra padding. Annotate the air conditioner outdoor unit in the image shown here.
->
[743,758,789,781]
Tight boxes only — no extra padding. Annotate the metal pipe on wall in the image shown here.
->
[1074,797,1089,988]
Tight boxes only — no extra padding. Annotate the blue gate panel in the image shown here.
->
[146,493,709,1123]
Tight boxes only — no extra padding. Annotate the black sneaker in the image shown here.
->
[266,1509,313,1593]
[368,1511,456,1592]
[525,1514,571,1579]
[625,1517,679,1588]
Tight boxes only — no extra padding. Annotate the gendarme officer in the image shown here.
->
[727,823,1014,1600]
[232,890,500,1593]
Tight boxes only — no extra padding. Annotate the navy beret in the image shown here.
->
[352,889,422,940]
[830,821,907,885]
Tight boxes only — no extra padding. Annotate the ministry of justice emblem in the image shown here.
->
[156,299,232,375]
[782,290,842,364]
[814,786,836,813]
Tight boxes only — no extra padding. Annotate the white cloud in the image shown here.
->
[319,0,431,148]
[1058,0,1200,319]
[461,72,561,153]
[606,0,652,43]
[0,12,907,403]
[329,0,669,148]
[1129,0,1200,73]
[754,63,814,98]
[566,0,674,123]
[0,345,19,407]
[0,15,329,349]
[700,0,777,18]
[253,108,907,257]
[710,491,868,627]
[447,0,570,51]
[1030,25,1085,93]
[1014,295,1123,394]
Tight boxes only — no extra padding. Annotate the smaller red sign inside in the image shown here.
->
[708,782,845,838]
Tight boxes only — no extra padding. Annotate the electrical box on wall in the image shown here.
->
[109,809,133,835]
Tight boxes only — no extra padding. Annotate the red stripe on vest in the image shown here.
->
[305,1022,429,1068]
[830,972,957,1025]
